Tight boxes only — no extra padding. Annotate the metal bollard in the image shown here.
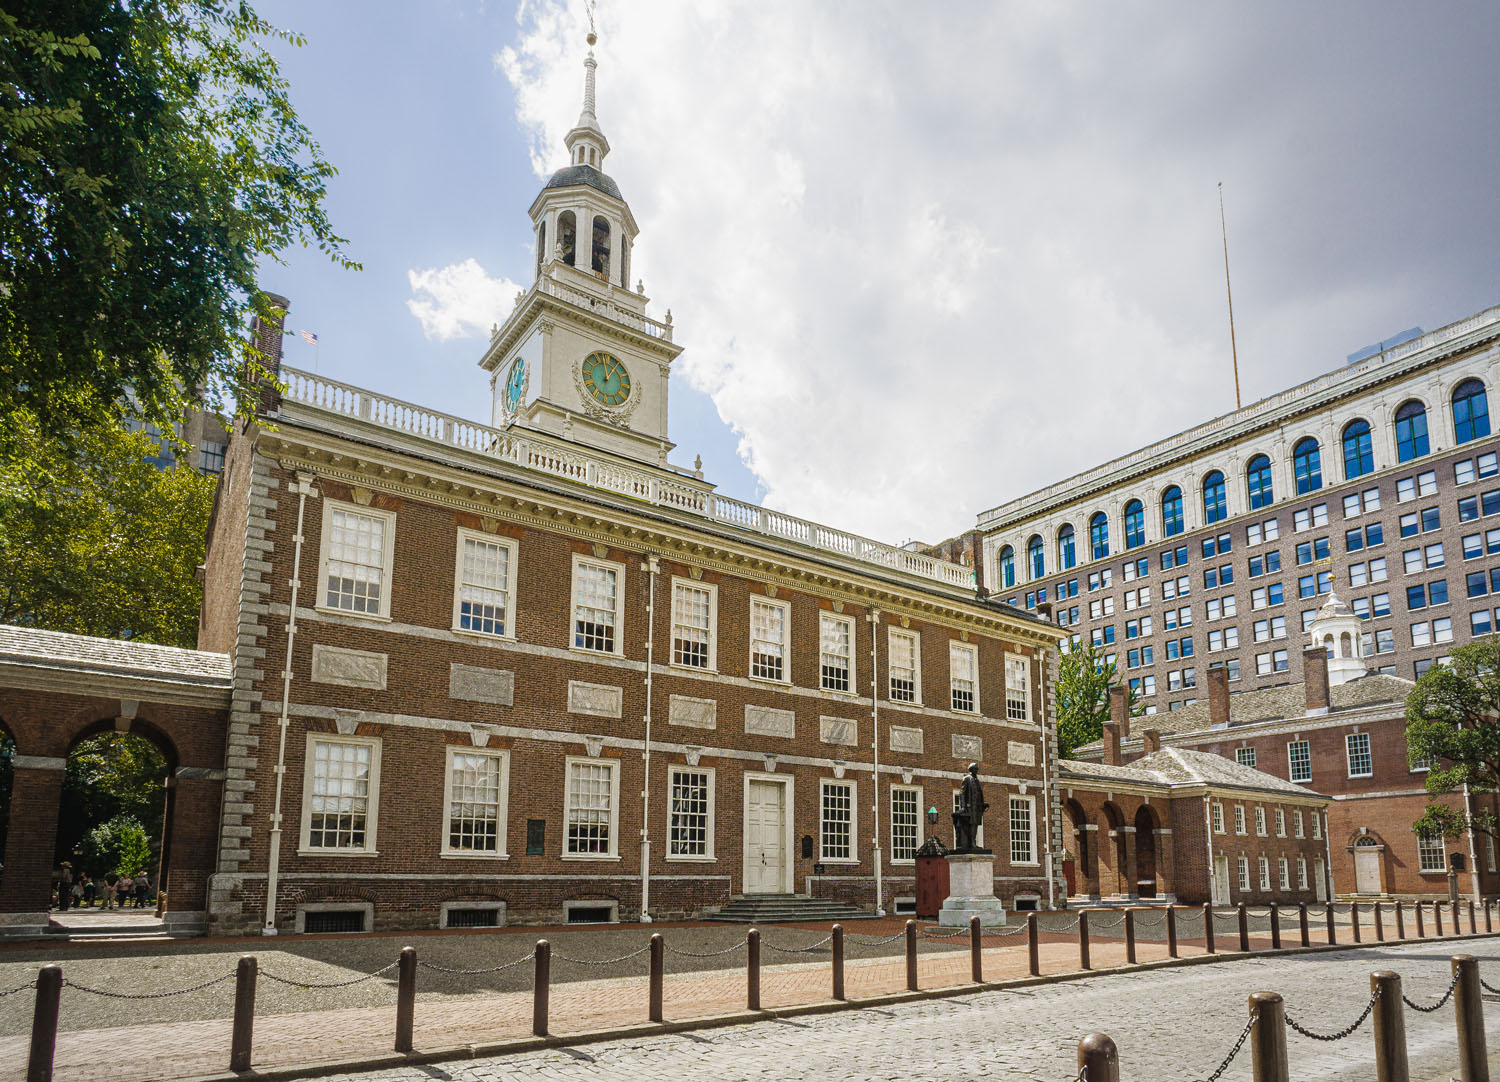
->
[969,916,982,984]
[648,934,664,1023]
[1374,902,1384,942]
[230,955,257,1071]
[1437,902,1446,937]
[1248,991,1289,1082]
[394,947,416,1054]
[1028,913,1041,976]
[832,924,845,1001]
[1125,908,1137,965]
[1167,905,1179,959]
[1079,909,1092,970]
[1452,955,1488,1082]
[1371,971,1409,1082]
[905,919,918,991]
[1396,901,1405,940]
[1299,902,1310,948]
[1417,902,1426,939]
[1238,903,1250,953]
[532,940,550,1037]
[1487,901,1494,935]
[1204,903,1216,954]
[27,964,62,1082]
[1327,902,1337,945]
[1269,903,1281,950]
[1352,902,1363,944]
[1468,901,1477,935]
[1076,1032,1120,1082]
[747,928,761,1010]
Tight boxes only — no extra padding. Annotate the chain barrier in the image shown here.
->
[846,929,909,946]
[0,980,37,999]
[417,955,532,976]
[62,972,236,999]
[761,933,836,956]
[1086,914,1126,931]
[1403,970,1463,1013]
[552,944,654,967]
[1285,984,1381,1042]
[1481,977,1500,996]
[664,940,747,959]
[1130,911,1168,928]
[1194,1012,1257,1082]
[921,925,969,939]
[260,961,400,990]
[982,922,1030,937]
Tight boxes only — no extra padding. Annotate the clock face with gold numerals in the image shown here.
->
[580,351,632,408]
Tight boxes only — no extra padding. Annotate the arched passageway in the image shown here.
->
[1133,804,1159,898]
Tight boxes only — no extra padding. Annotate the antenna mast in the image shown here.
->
[1218,182,1242,410]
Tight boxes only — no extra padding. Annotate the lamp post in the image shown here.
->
[928,805,940,837]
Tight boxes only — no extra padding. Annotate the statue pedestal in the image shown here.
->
[938,850,1007,927]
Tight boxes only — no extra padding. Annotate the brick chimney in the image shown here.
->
[1304,645,1331,716]
[1035,600,1053,622]
[1102,719,1121,765]
[1100,685,1128,764]
[1142,729,1161,755]
[249,292,289,414]
[1208,665,1230,727]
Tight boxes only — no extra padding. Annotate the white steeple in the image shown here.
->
[564,33,610,170]
[1308,589,1369,686]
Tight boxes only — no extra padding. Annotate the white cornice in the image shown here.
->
[0,660,232,710]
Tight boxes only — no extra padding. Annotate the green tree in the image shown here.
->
[58,733,168,867]
[1407,635,1500,845]
[0,395,215,647]
[78,815,154,877]
[1055,640,1139,757]
[1,0,355,439]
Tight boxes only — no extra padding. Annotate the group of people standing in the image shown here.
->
[53,863,154,911]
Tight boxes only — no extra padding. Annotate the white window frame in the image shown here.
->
[1274,808,1286,837]
[1297,855,1309,890]
[665,764,716,862]
[1255,807,1267,837]
[1258,856,1272,891]
[1346,732,1373,778]
[749,596,791,684]
[317,500,397,620]
[1234,805,1246,835]
[1234,746,1257,768]
[1009,794,1038,866]
[570,554,626,657]
[1005,652,1033,722]
[819,611,856,694]
[1287,740,1312,783]
[451,529,518,640]
[1312,812,1323,840]
[1212,802,1225,834]
[299,733,382,856]
[949,641,979,714]
[1417,833,1446,874]
[1238,856,1251,891]
[669,577,718,672]
[888,627,922,705]
[562,755,621,860]
[1278,856,1290,890]
[1293,809,1305,838]
[440,746,511,858]
[819,778,858,864]
[890,784,923,864]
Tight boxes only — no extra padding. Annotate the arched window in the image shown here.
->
[1123,500,1145,550]
[1292,438,1322,494]
[1341,420,1373,479]
[1161,486,1184,537]
[556,210,577,267]
[1453,379,1491,445]
[1057,525,1076,571]
[1395,400,1429,462]
[1027,535,1045,580]
[1089,512,1110,561]
[591,215,612,278]
[1247,454,1273,510]
[998,546,1015,589]
[1202,471,1227,524]
[535,219,548,274]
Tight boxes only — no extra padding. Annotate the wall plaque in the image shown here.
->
[568,680,622,719]
[310,645,387,690]
[820,716,857,746]
[449,663,515,706]
[669,695,717,730]
[745,704,795,739]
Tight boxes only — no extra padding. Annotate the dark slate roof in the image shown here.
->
[543,164,625,203]
[0,623,231,686]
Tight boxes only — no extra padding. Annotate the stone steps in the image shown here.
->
[707,895,874,923]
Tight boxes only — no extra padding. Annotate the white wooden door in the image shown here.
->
[1354,847,1382,894]
[1213,855,1231,905]
[745,780,786,894]
[1314,859,1328,901]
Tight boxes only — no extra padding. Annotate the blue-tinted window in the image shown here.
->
[1247,455,1274,509]
[1293,438,1322,495]
[1342,420,1374,479]
[1058,525,1076,570]
[999,546,1015,589]
[1395,400,1430,462]
[1453,380,1490,445]
[1090,513,1110,560]
[1028,535,1045,580]
[1162,486,1185,537]
[1203,471,1227,524]
[1124,500,1145,550]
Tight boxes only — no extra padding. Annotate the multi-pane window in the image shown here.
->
[891,786,921,862]
[1258,856,1272,891]
[1208,627,1240,651]
[1238,856,1252,891]
[455,533,515,637]
[573,558,622,653]
[1453,379,1491,444]
[1251,584,1285,609]
[1417,833,1446,874]
[1312,813,1322,840]
[949,642,978,713]
[1396,400,1430,462]
[1235,746,1256,768]
[1212,803,1225,834]
[565,759,617,856]
[1279,857,1291,890]
[1293,504,1329,531]
[889,628,921,704]
[820,613,854,693]
[1247,518,1281,545]
[671,580,715,669]
[323,505,392,615]
[1274,808,1286,837]
[1295,537,1331,565]
[198,440,227,475]
[1346,732,1373,777]
[1256,649,1289,674]
[1287,740,1312,783]
[1395,470,1439,502]
[305,737,377,851]
[1254,807,1267,836]
[668,767,713,859]
[1247,455,1274,510]
[445,749,507,854]
[1293,809,1305,837]
[820,780,855,861]
[750,598,789,681]
[1009,796,1036,865]
[1234,805,1247,835]
[1297,856,1309,890]
[1005,655,1031,721]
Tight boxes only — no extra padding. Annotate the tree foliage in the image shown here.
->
[1406,635,1500,842]
[1055,640,1139,757]
[0,395,215,647]
[0,0,355,438]
[78,814,154,877]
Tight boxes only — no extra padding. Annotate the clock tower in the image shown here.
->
[479,33,683,467]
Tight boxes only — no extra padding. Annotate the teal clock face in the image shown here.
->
[503,357,526,413]
[580,351,632,408]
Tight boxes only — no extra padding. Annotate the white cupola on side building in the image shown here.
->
[1308,590,1369,686]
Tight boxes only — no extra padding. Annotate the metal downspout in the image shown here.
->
[639,555,658,922]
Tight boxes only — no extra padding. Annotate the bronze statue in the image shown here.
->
[952,762,989,852]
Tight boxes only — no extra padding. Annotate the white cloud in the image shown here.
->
[411,0,1499,544]
[406,259,522,341]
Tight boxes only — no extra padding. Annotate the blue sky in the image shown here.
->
[254,1,1500,544]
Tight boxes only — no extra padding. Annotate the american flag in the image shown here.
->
[300,329,318,345]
